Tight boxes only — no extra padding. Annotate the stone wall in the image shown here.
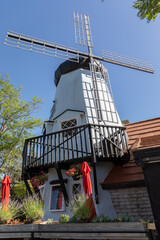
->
[109,187,153,221]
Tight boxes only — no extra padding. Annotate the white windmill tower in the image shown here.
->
[5,12,154,219]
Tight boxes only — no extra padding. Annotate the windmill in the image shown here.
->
[4,12,154,124]
[4,12,154,208]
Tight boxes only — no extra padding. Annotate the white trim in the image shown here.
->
[60,117,78,130]
[49,184,65,212]
[38,184,45,200]
[70,179,83,200]
[38,184,45,189]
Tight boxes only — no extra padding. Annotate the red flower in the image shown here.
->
[30,171,48,191]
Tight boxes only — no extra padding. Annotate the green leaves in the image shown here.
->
[0,75,43,181]
[133,0,160,22]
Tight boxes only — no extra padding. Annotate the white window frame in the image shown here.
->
[70,180,83,200]
[49,184,65,212]
[60,117,78,139]
[60,117,78,131]
[38,184,45,200]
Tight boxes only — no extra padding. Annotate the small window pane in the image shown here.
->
[61,119,77,129]
[50,186,63,210]
[61,119,77,137]
[72,183,82,196]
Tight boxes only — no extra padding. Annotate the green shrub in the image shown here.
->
[117,214,135,222]
[92,214,136,223]
[70,194,92,223]
[92,214,111,223]
[0,208,12,224]
[11,181,34,200]
[47,218,53,224]
[68,214,78,223]
[22,195,44,223]
[0,201,22,224]
[59,214,69,223]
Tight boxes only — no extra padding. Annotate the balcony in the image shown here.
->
[22,123,130,177]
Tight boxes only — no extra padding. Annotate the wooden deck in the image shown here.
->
[22,123,129,177]
[0,222,150,239]
[22,124,130,204]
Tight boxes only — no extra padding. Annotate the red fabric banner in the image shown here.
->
[81,162,97,220]
[1,175,11,207]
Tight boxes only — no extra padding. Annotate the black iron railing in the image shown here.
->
[22,124,129,171]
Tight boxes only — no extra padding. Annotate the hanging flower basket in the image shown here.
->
[30,171,48,191]
[72,175,80,181]
[66,165,82,181]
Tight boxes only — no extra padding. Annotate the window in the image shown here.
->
[72,183,82,196]
[61,119,77,129]
[61,118,77,137]
[50,185,64,211]
[71,181,83,201]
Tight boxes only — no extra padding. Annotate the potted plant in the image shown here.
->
[30,171,48,191]
[66,165,82,180]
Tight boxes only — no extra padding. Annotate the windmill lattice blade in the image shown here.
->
[74,12,93,48]
[5,31,79,62]
[101,50,154,74]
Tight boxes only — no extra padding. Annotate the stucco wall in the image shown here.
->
[94,162,116,218]
[109,187,153,221]
[43,162,117,221]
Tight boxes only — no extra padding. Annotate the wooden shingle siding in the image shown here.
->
[109,187,153,221]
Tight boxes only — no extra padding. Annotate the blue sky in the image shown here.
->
[0,0,160,135]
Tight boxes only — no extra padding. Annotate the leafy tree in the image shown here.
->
[133,0,160,22]
[0,75,43,182]
[10,181,34,200]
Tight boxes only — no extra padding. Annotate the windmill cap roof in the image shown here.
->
[54,57,106,86]
[54,57,90,86]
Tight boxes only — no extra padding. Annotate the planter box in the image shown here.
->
[0,222,149,239]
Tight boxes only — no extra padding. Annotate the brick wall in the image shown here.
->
[109,187,153,221]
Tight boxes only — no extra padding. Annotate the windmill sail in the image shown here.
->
[101,49,154,74]
[74,12,93,48]
[5,31,79,62]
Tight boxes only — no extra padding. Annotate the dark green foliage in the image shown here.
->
[11,181,34,200]
[69,214,78,223]
[117,214,135,222]
[92,214,111,223]
[92,213,135,223]
[133,0,160,22]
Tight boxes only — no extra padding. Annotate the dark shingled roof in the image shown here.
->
[54,57,90,86]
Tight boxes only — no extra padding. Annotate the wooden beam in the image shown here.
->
[24,174,33,196]
[101,180,145,190]
[92,162,99,204]
[50,179,68,185]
